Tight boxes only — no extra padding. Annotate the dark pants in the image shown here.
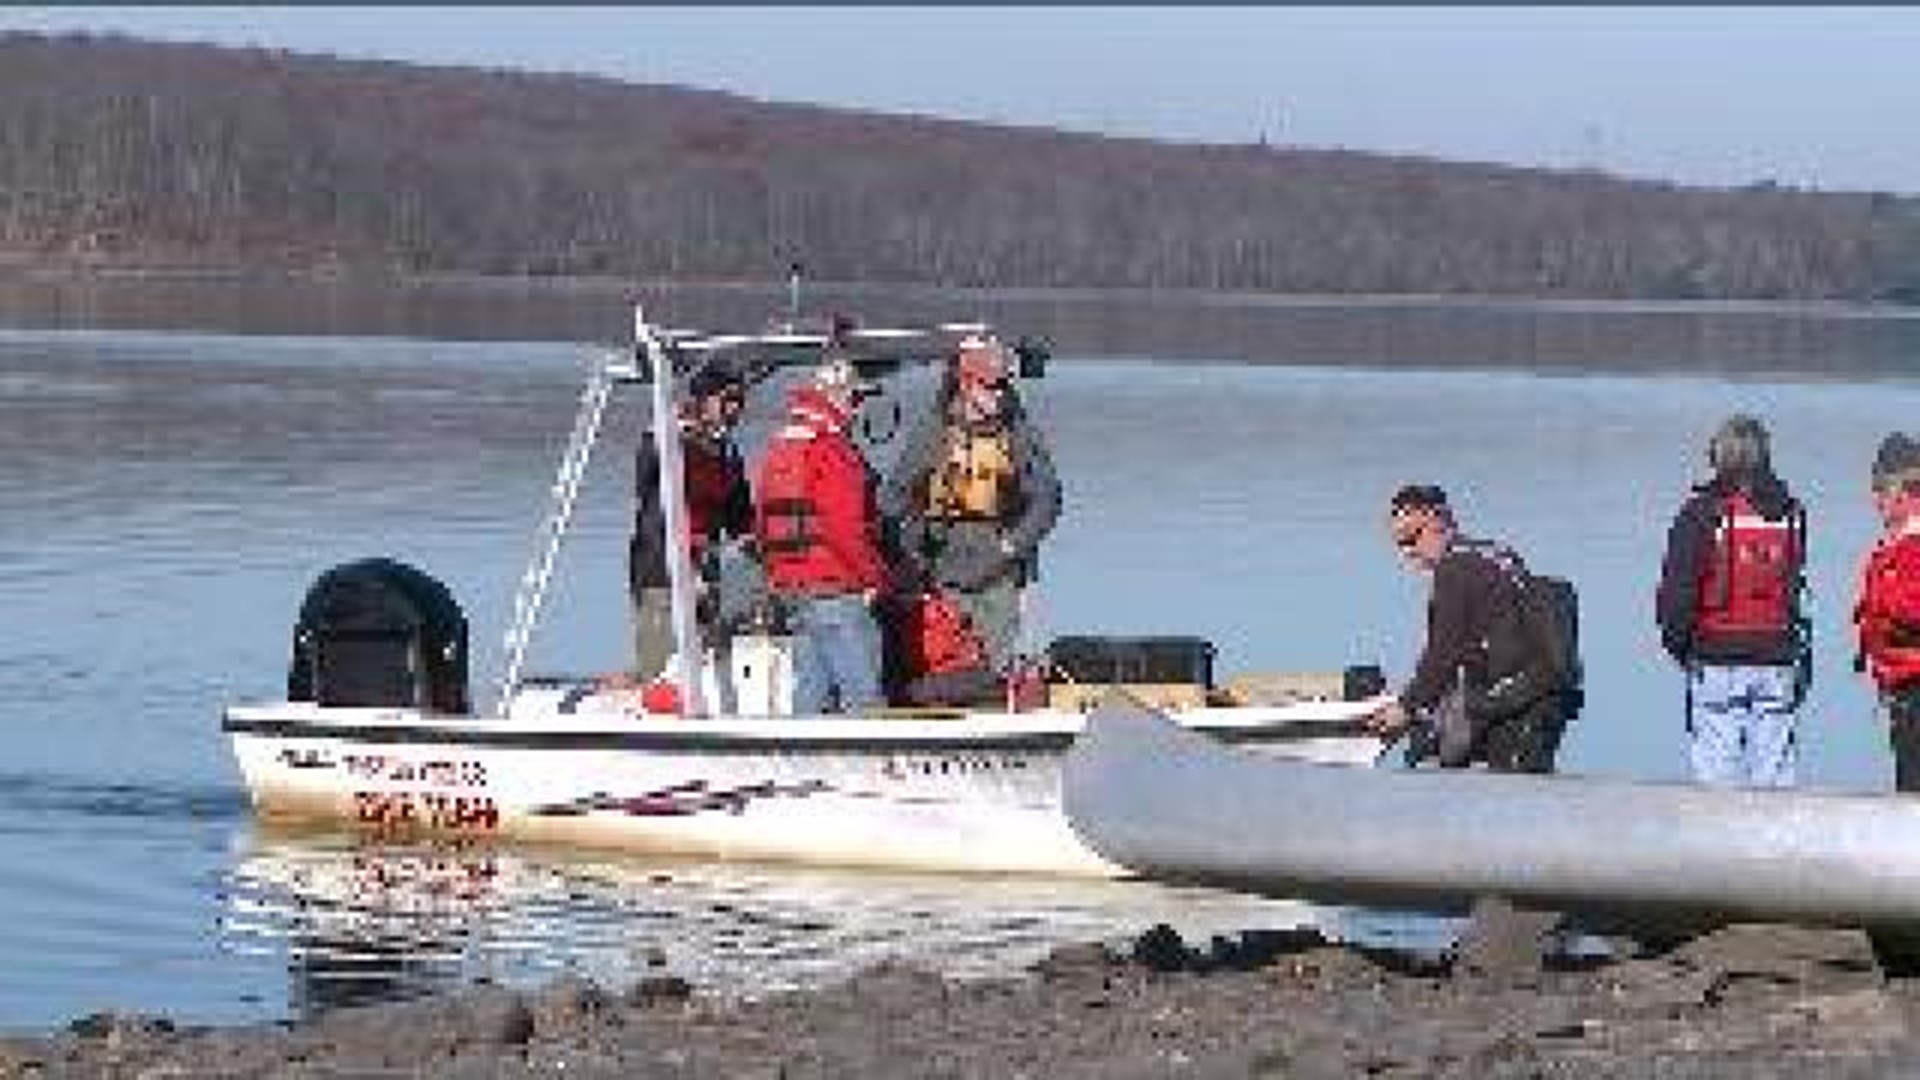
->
[1889,684,1920,793]
[1410,692,1569,775]
[1478,696,1569,775]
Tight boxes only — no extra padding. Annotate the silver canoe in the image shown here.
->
[1063,696,1920,933]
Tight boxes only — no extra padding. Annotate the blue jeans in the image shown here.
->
[788,594,884,715]
[1687,664,1797,789]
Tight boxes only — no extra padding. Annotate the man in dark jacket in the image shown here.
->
[881,335,1061,676]
[629,362,753,682]
[1656,414,1808,788]
[1364,484,1570,774]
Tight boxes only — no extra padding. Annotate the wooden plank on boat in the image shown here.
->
[1062,695,1920,934]
[1217,671,1356,707]
[1048,682,1206,713]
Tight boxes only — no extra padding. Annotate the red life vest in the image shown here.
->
[1857,530,1920,691]
[1693,490,1802,645]
[754,388,888,595]
[681,439,738,566]
[756,436,818,563]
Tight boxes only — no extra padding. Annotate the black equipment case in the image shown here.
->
[1046,636,1216,688]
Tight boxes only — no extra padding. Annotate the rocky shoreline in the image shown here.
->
[6,916,1920,1078]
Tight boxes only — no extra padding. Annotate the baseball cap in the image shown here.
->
[812,352,880,398]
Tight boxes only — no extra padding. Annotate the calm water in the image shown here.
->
[4,292,1919,1031]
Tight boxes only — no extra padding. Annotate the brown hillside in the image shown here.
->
[2,31,1918,302]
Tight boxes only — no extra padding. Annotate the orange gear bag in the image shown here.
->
[901,592,988,678]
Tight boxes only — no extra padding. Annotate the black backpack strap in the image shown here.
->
[1790,499,1814,707]
[1793,500,1811,600]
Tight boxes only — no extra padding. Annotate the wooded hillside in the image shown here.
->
[4,32,1919,302]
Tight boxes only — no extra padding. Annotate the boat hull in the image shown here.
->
[227,688,1385,877]
[1063,698,1920,932]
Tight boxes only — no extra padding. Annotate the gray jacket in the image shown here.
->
[881,387,1062,592]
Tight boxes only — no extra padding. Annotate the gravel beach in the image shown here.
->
[8,916,1920,1078]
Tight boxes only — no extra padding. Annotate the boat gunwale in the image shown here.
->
[223,699,1382,752]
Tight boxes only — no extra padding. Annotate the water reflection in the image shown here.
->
[5,275,1920,375]
[11,301,1920,1029]
[224,831,1332,1020]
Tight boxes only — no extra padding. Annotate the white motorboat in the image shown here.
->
[224,297,1387,877]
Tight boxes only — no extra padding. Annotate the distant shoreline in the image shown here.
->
[3,258,1918,322]
[6,264,1920,382]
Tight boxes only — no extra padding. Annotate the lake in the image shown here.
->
[4,280,1919,1031]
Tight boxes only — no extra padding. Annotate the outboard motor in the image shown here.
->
[287,558,470,714]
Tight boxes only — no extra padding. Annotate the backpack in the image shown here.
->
[1521,572,1583,703]
[1455,540,1584,723]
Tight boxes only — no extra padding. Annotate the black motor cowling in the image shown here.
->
[287,558,470,714]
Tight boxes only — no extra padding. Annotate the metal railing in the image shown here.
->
[494,351,619,712]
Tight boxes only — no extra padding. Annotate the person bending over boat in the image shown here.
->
[755,354,891,714]
[1855,433,1920,792]
[1655,415,1810,789]
[1363,484,1574,773]
[881,335,1061,678]
[628,361,754,683]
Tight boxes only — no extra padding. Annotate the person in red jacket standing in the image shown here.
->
[755,353,890,713]
[1856,433,1920,791]
[1655,415,1809,788]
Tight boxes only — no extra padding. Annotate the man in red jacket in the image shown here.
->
[1856,433,1920,791]
[755,353,890,713]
